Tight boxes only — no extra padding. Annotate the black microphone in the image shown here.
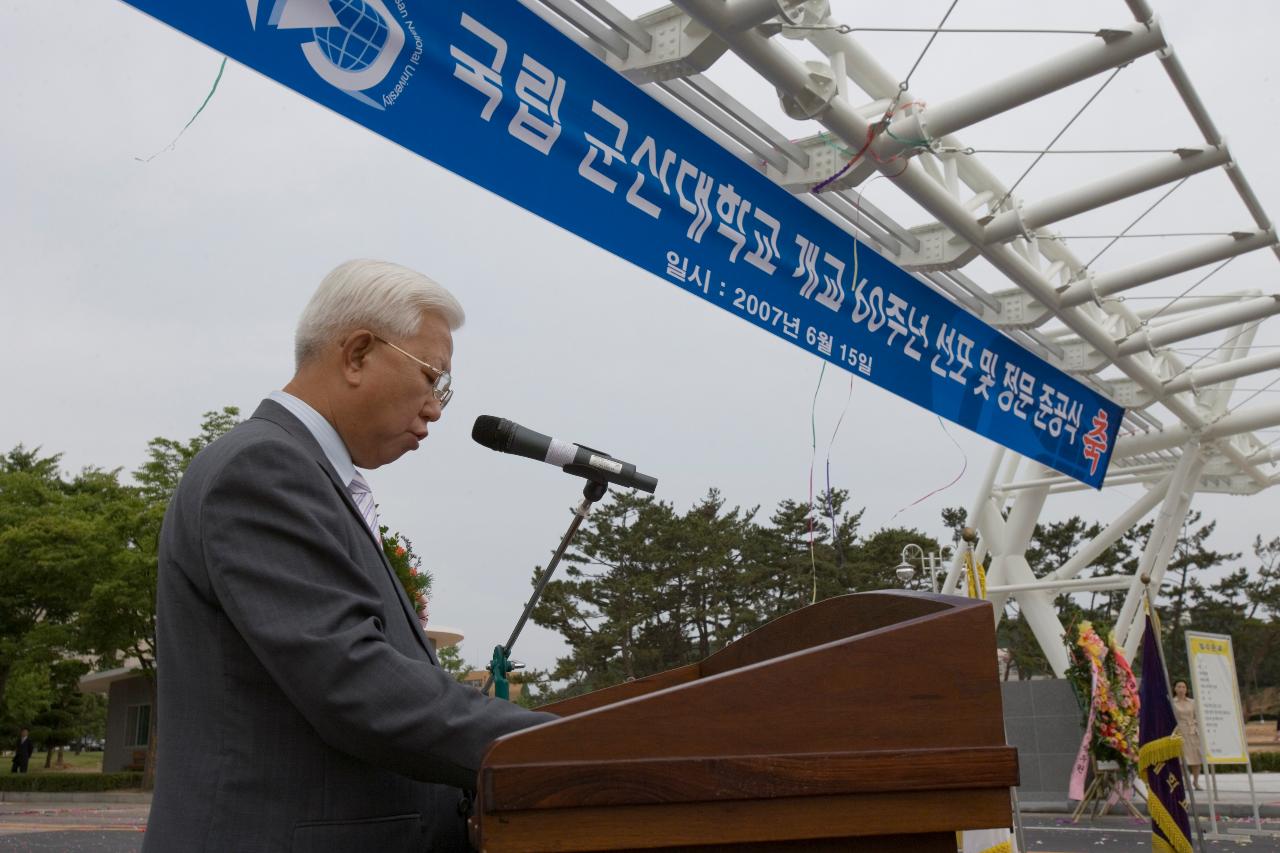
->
[472,416,658,493]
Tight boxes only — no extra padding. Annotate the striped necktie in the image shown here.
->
[348,471,380,540]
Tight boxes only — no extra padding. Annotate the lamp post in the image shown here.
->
[894,543,941,593]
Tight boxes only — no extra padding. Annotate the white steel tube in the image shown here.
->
[982,146,1229,244]
[1060,231,1278,307]
[1202,402,1280,443]
[987,464,1074,675]
[1057,473,1166,491]
[970,453,1022,580]
[987,575,1136,595]
[575,0,653,50]
[1248,447,1280,467]
[1152,43,1279,242]
[1045,292,1257,337]
[801,10,1267,491]
[1003,467,1050,550]
[884,21,1165,147]
[1113,444,1202,650]
[1115,400,1280,458]
[1164,350,1280,394]
[719,0,781,30]
[1117,295,1280,356]
[671,0,1271,489]
[1048,473,1172,581]
[1045,478,1159,496]
[1205,323,1260,419]
[1122,461,1201,664]
[997,461,1176,492]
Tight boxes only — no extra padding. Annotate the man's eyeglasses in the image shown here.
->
[372,335,453,409]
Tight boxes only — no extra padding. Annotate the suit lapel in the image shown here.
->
[252,401,438,664]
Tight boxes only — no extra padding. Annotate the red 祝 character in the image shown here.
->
[1082,409,1110,476]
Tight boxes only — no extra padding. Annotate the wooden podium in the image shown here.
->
[470,591,1018,852]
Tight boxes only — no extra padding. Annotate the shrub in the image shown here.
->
[0,772,143,792]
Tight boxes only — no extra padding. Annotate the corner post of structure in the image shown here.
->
[1115,441,1206,659]
[986,463,1072,675]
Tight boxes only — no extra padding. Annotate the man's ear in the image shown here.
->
[340,330,377,387]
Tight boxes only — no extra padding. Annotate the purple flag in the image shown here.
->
[1139,613,1193,853]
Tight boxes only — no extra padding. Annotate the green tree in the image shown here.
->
[532,490,688,695]
[72,692,107,752]
[1148,513,1239,680]
[509,668,550,710]
[77,408,241,789]
[1073,519,1149,626]
[1163,512,1239,635]
[532,489,772,698]
[742,489,864,619]
[435,643,470,682]
[842,526,942,594]
[998,611,1053,681]
[3,661,52,733]
[31,658,91,768]
[533,487,936,703]
[1168,536,1280,707]
[0,448,125,719]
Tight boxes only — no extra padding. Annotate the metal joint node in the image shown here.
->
[777,60,838,120]
[774,0,825,27]
[1008,204,1034,244]
[1082,274,1105,310]
[1095,28,1131,44]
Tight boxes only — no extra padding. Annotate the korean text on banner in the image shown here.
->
[117,0,1125,487]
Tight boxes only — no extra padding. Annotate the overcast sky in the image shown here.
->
[3,0,1277,674]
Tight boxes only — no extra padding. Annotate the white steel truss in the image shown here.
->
[522,0,1280,674]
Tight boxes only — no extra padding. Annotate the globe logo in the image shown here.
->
[312,0,390,73]
[251,0,406,109]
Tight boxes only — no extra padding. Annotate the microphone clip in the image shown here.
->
[562,444,613,503]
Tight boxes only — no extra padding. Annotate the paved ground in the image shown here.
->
[1020,813,1280,852]
[1,799,1278,851]
[0,803,146,852]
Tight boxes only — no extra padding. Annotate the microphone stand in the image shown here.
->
[482,477,609,699]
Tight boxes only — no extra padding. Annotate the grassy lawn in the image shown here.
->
[18,750,105,774]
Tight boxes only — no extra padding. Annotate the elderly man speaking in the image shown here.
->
[144,260,553,852]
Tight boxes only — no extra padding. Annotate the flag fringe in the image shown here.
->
[1146,784,1194,853]
[1138,734,1184,771]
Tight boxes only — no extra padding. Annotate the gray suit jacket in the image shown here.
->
[143,400,552,852]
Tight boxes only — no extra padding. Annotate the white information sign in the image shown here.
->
[1185,631,1249,765]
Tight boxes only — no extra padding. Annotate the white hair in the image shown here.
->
[294,259,465,367]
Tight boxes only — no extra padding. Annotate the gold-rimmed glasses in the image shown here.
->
[372,334,453,409]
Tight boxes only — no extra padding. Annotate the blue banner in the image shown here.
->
[117,0,1123,486]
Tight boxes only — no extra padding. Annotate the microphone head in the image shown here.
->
[472,415,505,451]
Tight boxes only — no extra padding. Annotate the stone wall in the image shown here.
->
[1001,679,1085,805]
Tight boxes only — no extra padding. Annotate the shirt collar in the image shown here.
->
[268,390,358,487]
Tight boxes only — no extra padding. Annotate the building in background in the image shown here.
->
[79,625,467,773]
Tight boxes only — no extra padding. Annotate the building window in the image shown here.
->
[125,704,151,748]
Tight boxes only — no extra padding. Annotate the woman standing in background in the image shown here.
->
[1173,679,1203,789]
